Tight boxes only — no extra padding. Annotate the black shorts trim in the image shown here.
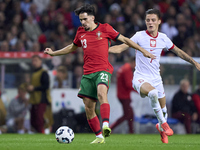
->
[78,94,98,101]
[97,82,109,89]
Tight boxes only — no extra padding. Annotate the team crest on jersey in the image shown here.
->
[96,31,102,40]
[150,39,156,47]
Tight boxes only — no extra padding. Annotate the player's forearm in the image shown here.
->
[123,37,146,53]
[109,44,128,53]
[117,35,146,53]
[172,46,197,66]
[52,44,75,56]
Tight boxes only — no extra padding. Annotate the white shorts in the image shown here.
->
[132,77,165,99]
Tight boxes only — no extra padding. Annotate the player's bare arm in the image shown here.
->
[117,34,156,59]
[109,44,129,53]
[171,45,200,71]
[44,43,78,56]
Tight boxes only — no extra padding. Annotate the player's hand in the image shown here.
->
[44,48,54,56]
[195,63,200,71]
[143,51,156,59]
[27,85,34,92]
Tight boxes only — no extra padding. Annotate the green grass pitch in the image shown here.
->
[0,134,199,150]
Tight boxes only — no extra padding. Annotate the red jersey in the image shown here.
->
[73,22,120,75]
[117,63,136,100]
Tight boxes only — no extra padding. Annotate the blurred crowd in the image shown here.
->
[0,0,200,87]
[0,0,200,55]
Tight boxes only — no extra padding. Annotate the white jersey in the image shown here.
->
[130,30,174,82]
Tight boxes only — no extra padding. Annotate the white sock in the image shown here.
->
[159,122,164,131]
[162,106,168,121]
[148,89,166,125]
[96,134,104,138]
[102,122,109,128]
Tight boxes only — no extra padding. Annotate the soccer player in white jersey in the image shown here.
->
[109,9,200,144]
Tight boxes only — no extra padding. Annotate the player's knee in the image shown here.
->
[148,89,158,102]
[97,92,107,103]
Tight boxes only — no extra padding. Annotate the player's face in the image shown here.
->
[145,14,161,33]
[79,13,95,31]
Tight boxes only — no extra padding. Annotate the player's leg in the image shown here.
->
[97,84,111,137]
[96,71,112,138]
[153,84,171,143]
[83,97,105,143]
[156,83,168,121]
[77,74,104,143]
[140,82,166,124]
[155,96,169,143]
[156,83,172,136]
[159,97,168,121]
[139,82,173,136]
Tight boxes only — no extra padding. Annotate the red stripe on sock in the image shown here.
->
[100,103,110,123]
[88,116,102,135]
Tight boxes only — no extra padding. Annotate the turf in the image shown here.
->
[0,134,199,150]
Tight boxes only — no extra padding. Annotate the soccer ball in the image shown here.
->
[55,126,74,144]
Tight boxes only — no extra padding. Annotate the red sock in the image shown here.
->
[88,116,102,136]
[100,103,110,124]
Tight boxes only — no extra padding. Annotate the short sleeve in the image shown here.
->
[163,34,174,51]
[105,24,120,41]
[130,32,140,44]
[73,29,82,47]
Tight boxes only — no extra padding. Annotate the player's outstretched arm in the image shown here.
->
[171,45,200,71]
[117,34,156,59]
[44,43,78,56]
[109,44,129,54]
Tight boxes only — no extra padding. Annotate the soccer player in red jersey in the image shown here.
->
[44,4,155,144]
[110,57,137,133]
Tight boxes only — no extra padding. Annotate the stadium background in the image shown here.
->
[0,0,200,134]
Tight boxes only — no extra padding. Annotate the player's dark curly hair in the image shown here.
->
[145,8,161,19]
[74,4,95,16]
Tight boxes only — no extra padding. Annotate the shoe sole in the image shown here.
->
[90,141,105,144]
[90,139,105,144]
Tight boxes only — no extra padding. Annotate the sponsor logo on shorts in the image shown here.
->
[138,79,144,83]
